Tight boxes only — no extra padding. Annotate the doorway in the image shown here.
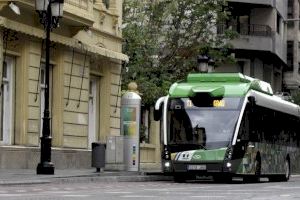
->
[0,57,15,145]
[88,77,99,149]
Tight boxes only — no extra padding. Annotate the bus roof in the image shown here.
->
[169,73,273,97]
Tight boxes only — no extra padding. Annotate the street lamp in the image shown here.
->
[208,58,215,73]
[35,0,64,175]
[197,55,209,73]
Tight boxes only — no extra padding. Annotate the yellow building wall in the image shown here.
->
[0,0,128,169]
[27,41,42,146]
[62,50,90,148]
[140,108,162,171]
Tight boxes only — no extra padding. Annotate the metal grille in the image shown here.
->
[217,23,272,37]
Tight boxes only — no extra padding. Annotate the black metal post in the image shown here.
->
[37,3,54,175]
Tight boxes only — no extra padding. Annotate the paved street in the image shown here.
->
[1,176,300,200]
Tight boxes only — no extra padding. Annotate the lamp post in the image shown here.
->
[35,0,64,175]
[197,55,209,73]
[208,58,215,73]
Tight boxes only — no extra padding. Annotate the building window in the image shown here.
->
[287,41,294,71]
[288,0,295,27]
[288,0,294,19]
[102,0,109,9]
[277,13,281,34]
[2,61,7,78]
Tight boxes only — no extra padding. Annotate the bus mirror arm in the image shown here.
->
[154,97,165,121]
[154,109,162,121]
[248,96,256,107]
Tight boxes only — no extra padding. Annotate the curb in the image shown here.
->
[0,180,52,186]
[0,175,173,186]
[52,175,173,184]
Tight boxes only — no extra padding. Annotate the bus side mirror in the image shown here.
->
[248,96,256,107]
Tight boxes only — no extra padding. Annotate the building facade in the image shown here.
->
[216,0,287,93]
[0,0,128,169]
[284,0,300,94]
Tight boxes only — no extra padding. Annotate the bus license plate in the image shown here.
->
[187,165,206,171]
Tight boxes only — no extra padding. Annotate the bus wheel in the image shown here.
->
[269,159,290,182]
[254,153,261,176]
[254,159,261,176]
[174,174,186,183]
[244,157,260,183]
[283,159,290,182]
[213,175,232,183]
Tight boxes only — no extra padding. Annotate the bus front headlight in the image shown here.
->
[226,162,232,168]
[225,147,233,159]
[164,161,171,168]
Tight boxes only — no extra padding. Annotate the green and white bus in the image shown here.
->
[154,73,300,182]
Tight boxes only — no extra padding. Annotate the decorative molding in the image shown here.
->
[94,1,106,11]
[0,16,128,61]
[0,2,7,11]
[65,0,88,10]
[112,16,118,29]
[96,42,105,48]
[99,12,106,24]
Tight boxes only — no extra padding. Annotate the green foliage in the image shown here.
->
[122,0,235,106]
[292,92,300,105]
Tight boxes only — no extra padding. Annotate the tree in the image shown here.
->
[122,0,235,106]
[292,92,300,105]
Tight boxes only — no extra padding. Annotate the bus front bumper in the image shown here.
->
[172,161,231,175]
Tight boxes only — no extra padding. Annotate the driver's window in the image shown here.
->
[239,106,250,141]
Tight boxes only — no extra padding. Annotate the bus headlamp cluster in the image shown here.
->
[165,154,170,159]
[226,162,232,168]
[164,147,170,160]
[226,147,233,159]
[164,161,171,168]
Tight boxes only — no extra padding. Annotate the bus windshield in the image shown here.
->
[167,97,243,150]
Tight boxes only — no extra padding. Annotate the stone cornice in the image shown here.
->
[0,2,8,11]
[0,16,128,61]
[90,27,123,42]
[93,2,119,18]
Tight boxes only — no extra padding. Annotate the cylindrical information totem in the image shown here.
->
[121,83,141,172]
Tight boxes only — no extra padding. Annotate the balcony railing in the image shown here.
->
[217,23,272,37]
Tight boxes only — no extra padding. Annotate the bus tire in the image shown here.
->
[269,159,290,182]
[174,174,186,183]
[244,176,259,183]
[244,155,260,183]
[282,159,290,182]
[213,175,232,183]
[255,153,261,176]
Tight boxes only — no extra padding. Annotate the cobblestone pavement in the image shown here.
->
[1,176,300,200]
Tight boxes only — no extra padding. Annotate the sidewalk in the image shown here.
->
[0,169,172,186]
